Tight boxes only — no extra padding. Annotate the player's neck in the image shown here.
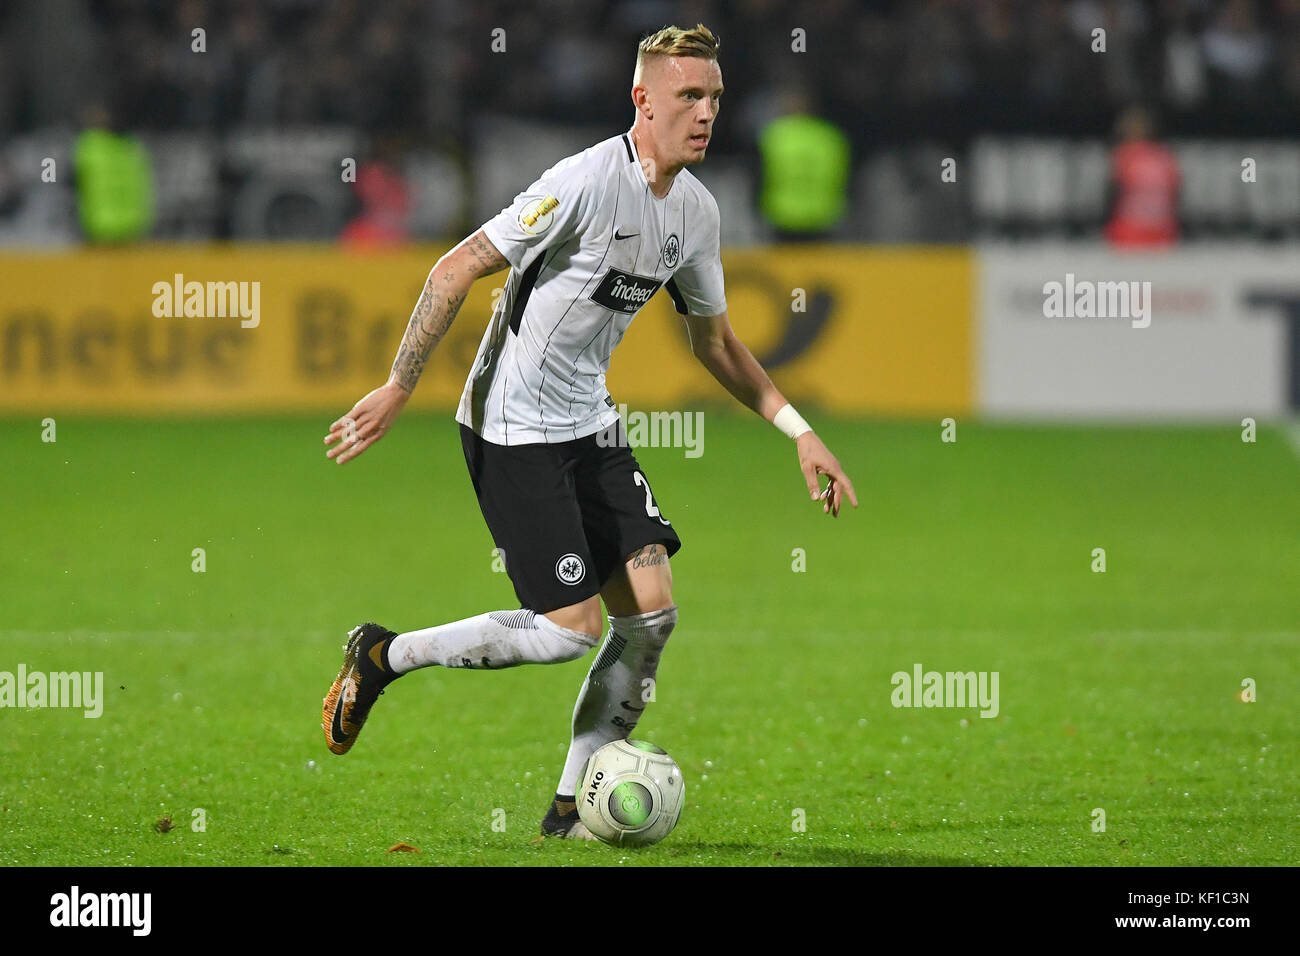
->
[630,127,680,200]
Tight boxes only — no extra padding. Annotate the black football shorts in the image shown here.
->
[459,421,682,613]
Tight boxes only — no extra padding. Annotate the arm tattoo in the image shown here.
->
[389,232,507,394]
[390,274,466,394]
[467,232,508,274]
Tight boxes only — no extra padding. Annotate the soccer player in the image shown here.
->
[321,23,857,839]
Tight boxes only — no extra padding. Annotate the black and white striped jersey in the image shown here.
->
[455,130,728,445]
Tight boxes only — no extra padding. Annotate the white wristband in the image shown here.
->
[773,403,812,440]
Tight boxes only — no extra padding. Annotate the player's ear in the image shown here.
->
[631,84,650,118]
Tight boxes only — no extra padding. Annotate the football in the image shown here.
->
[576,739,686,847]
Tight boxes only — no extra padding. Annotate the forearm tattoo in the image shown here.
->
[389,234,506,394]
[390,275,465,394]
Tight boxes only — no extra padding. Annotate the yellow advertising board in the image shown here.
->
[0,245,970,416]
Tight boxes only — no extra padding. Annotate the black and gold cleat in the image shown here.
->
[540,795,597,840]
[322,623,399,755]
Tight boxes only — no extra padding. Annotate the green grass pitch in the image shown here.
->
[1,412,1296,866]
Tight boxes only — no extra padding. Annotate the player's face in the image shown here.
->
[650,57,723,167]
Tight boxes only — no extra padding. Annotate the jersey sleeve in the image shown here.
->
[480,160,597,271]
[665,192,727,317]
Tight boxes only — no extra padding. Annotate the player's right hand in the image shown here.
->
[324,383,410,464]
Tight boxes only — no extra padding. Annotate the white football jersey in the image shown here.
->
[455,130,728,445]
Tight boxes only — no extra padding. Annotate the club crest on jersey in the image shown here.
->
[661,233,681,268]
[556,553,586,585]
[518,195,560,235]
[590,267,664,314]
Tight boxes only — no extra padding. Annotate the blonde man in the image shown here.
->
[321,24,857,838]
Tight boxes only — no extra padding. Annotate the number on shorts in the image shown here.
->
[633,470,670,526]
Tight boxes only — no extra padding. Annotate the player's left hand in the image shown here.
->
[796,432,859,518]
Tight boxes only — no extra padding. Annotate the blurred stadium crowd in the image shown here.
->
[2,0,1298,245]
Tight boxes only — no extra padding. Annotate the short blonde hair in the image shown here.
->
[635,23,719,82]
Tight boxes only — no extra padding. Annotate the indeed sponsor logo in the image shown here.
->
[607,275,657,306]
[590,268,663,314]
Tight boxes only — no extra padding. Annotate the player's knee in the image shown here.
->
[638,590,674,615]
[602,584,674,619]
[543,597,604,641]
[635,569,674,614]
[640,568,674,612]
[608,545,674,614]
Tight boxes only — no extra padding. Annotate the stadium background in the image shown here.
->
[1,0,1296,870]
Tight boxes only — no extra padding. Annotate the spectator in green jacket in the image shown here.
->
[758,87,850,243]
[73,102,155,243]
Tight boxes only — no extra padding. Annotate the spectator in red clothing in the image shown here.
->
[1105,105,1181,248]
[340,159,411,248]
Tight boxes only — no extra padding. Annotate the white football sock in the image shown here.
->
[555,605,677,796]
[388,609,597,673]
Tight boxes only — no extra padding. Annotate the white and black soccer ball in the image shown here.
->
[576,739,685,847]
